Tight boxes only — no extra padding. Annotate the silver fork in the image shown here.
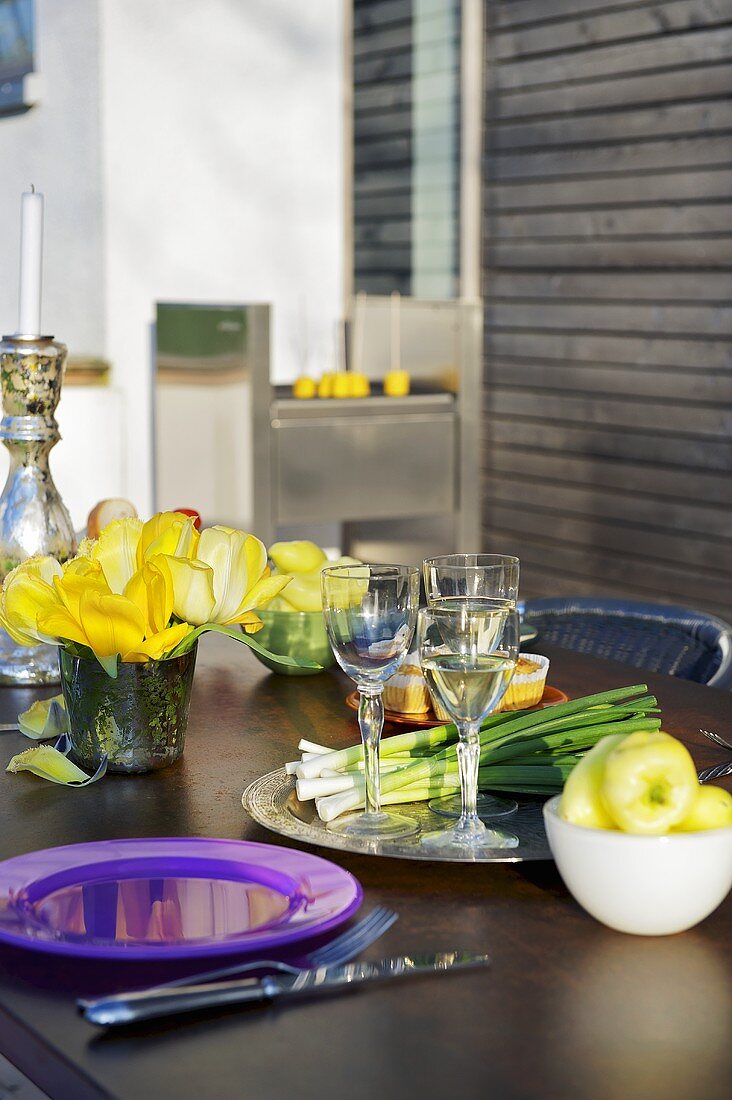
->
[78,905,397,1007]
[698,760,732,784]
[699,728,732,752]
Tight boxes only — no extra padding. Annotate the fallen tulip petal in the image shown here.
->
[6,745,96,784]
[17,696,68,740]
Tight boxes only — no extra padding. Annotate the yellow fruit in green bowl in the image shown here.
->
[269,540,327,575]
[674,785,732,832]
[559,733,626,829]
[267,545,363,613]
[600,730,698,835]
[274,572,322,613]
[252,610,335,677]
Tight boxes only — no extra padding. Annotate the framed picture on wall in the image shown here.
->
[0,0,34,115]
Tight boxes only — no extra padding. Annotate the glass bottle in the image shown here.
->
[0,334,76,684]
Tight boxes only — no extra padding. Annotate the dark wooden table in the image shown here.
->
[0,636,730,1100]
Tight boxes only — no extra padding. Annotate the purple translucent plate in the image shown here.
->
[0,837,362,961]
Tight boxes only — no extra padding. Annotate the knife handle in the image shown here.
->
[83,975,278,1026]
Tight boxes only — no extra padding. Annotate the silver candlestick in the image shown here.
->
[0,333,76,684]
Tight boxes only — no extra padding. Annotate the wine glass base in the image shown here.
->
[420,823,519,852]
[428,793,518,820]
[326,809,419,840]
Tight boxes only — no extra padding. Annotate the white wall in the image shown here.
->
[100,0,344,516]
[0,0,344,523]
[0,0,104,349]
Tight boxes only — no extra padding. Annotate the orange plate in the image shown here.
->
[345,685,569,727]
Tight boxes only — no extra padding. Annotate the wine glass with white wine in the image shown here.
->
[417,601,521,852]
[422,553,521,821]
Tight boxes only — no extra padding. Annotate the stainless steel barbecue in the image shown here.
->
[155,297,482,563]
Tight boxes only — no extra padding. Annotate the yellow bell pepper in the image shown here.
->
[559,733,627,829]
[292,376,316,399]
[384,369,410,396]
[674,785,732,831]
[332,373,352,398]
[276,572,323,613]
[269,540,327,574]
[600,730,699,835]
[318,373,335,398]
[350,373,371,397]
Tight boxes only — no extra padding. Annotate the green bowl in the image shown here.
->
[253,609,335,676]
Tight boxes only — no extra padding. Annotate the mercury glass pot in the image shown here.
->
[59,646,198,774]
[0,334,76,684]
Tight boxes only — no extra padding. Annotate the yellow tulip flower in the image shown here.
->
[0,513,314,677]
[54,559,111,620]
[138,512,199,566]
[89,517,143,594]
[124,559,174,636]
[161,557,217,626]
[0,556,63,646]
[196,527,290,626]
[63,553,100,577]
[78,590,147,658]
[122,622,194,663]
[40,589,146,660]
[160,529,290,630]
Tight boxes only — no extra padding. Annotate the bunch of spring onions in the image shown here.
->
[287,685,660,822]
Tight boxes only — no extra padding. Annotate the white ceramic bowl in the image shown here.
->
[543,795,732,935]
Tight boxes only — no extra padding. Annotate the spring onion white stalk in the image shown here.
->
[292,685,660,821]
[297,739,332,754]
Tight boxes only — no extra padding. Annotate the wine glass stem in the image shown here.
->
[456,721,483,833]
[357,687,384,816]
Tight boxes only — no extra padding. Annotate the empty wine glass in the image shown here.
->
[418,602,520,852]
[321,564,420,839]
[423,553,520,821]
[423,553,520,606]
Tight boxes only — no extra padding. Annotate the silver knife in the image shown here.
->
[82,951,490,1026]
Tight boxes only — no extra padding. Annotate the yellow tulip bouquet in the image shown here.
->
[1,512,324,778]
[0,510,308,677]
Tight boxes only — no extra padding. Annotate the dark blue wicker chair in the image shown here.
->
[521,598,732,690]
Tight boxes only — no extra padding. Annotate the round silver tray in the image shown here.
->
[242,769,552,863]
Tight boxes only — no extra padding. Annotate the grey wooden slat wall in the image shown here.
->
[482,0,732,621]
[354,0,414,295]
[353,0,461,298]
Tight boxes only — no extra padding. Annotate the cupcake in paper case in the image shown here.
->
[429,653,551,721]
[497,654,550,712]
[383,652,432,715]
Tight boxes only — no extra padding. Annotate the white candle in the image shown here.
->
[18,187,44,335]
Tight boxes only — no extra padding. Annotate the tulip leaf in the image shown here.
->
[169,623,323,670]
[96,653,120,679]
[59,643,119,678]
